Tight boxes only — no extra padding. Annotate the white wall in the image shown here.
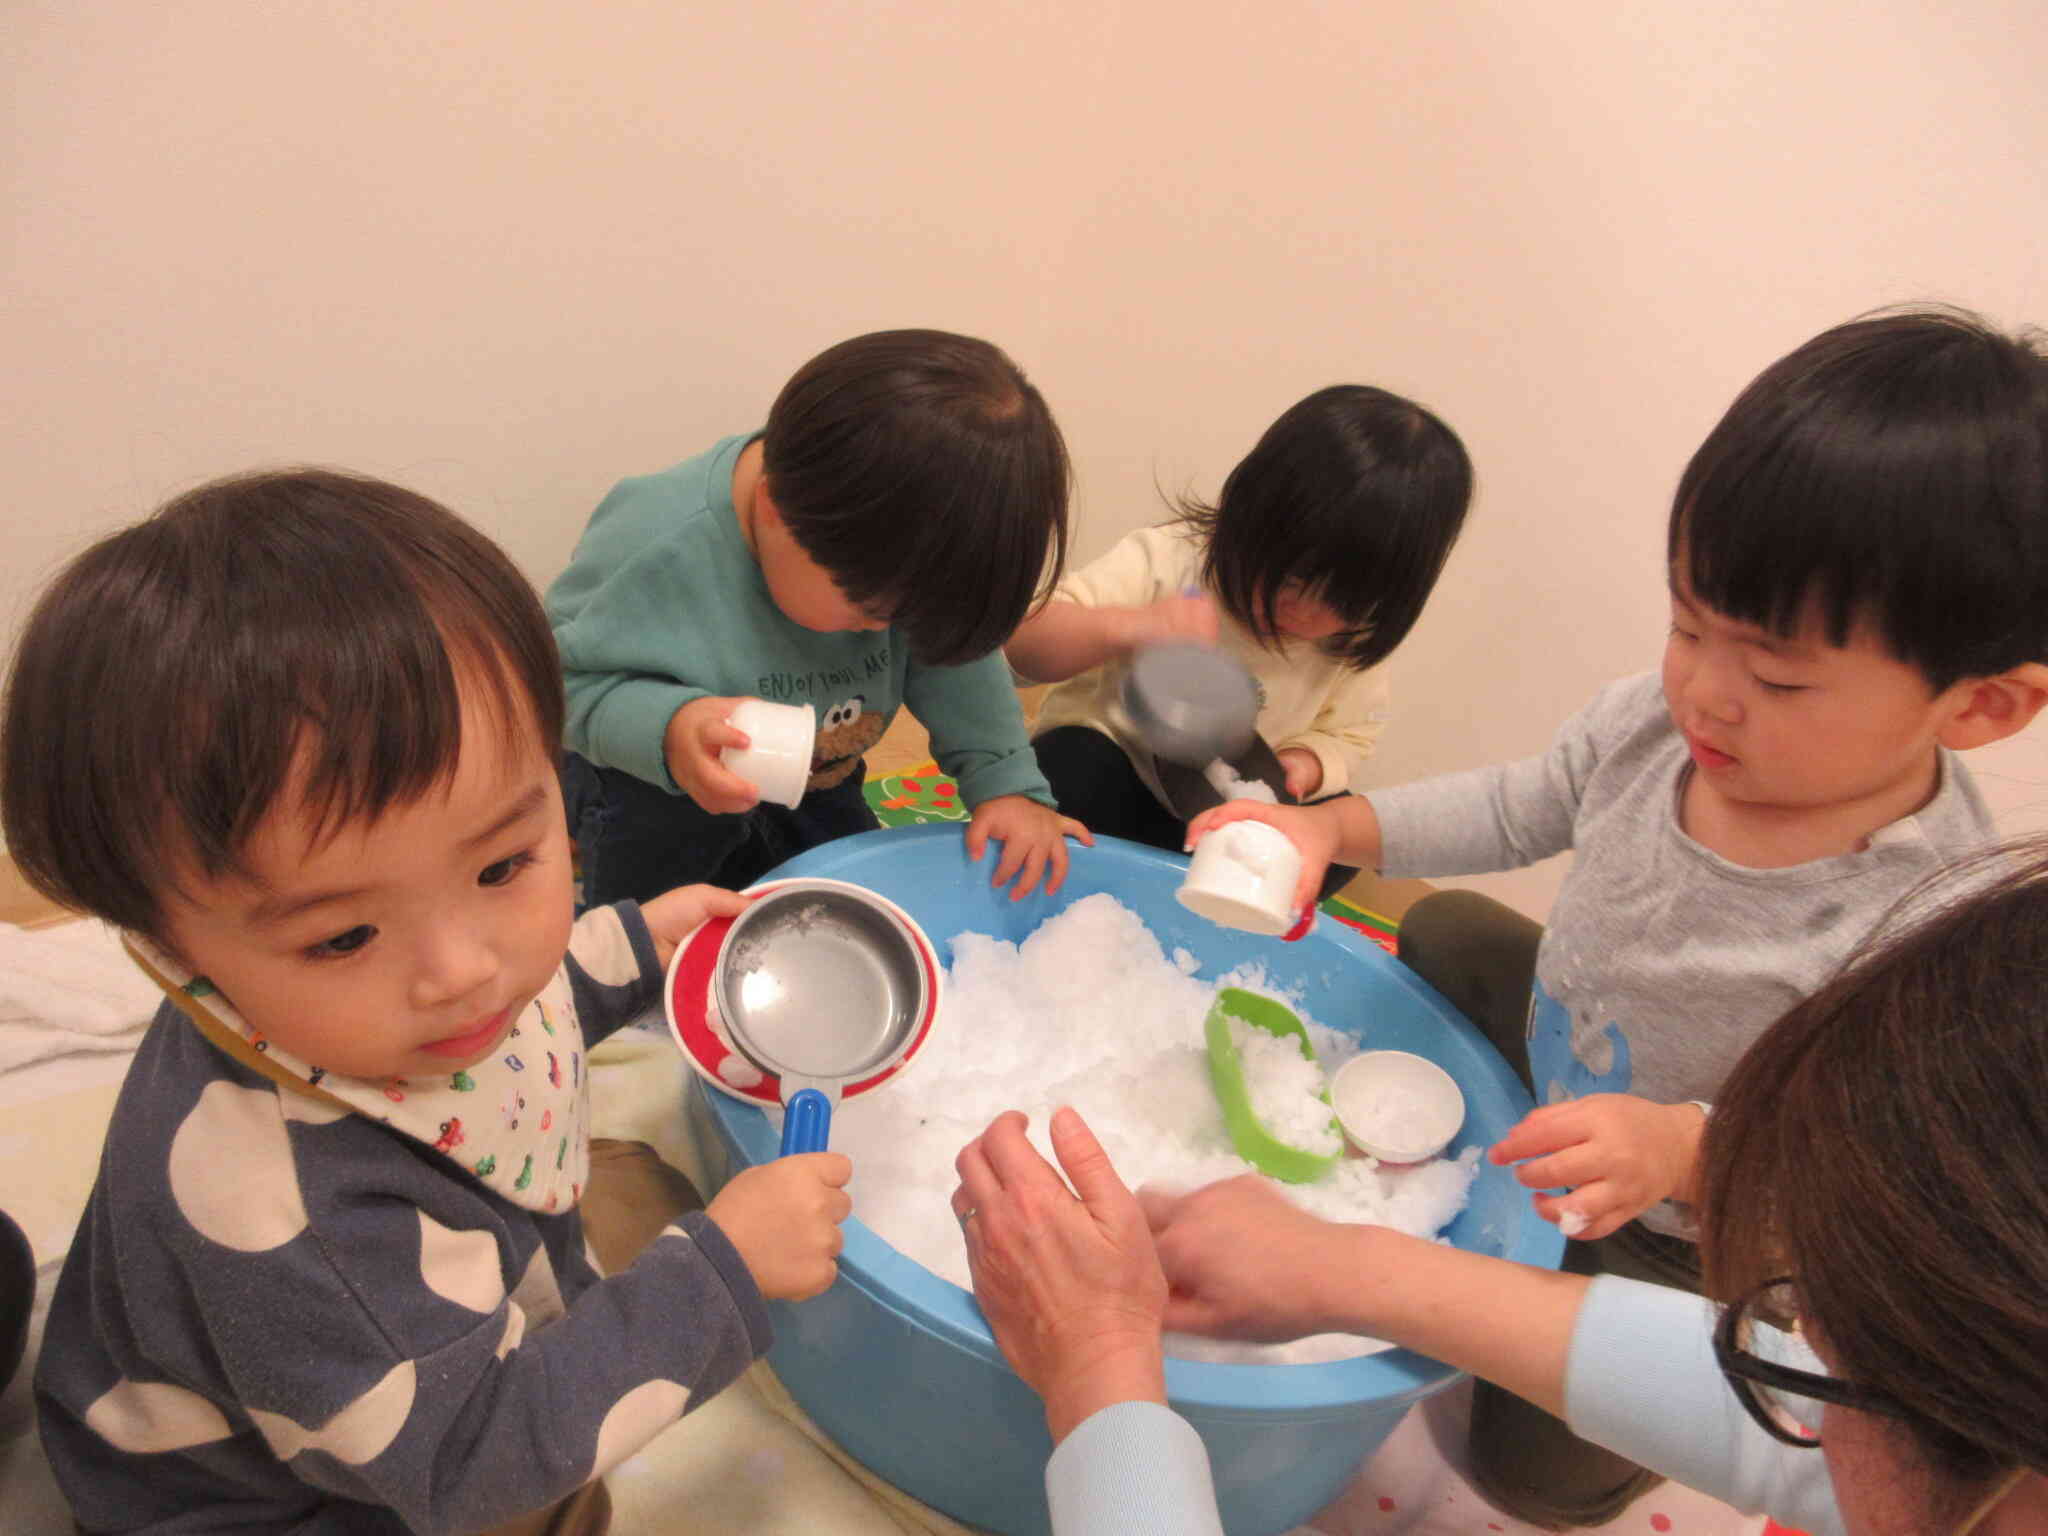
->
[7,1,2045,914]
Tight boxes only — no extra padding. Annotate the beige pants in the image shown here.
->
[479,1138,706,1536]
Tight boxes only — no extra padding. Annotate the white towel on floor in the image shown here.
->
[0,920,158,1078]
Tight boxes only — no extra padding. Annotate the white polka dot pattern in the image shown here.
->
[168,1081,307,1251]
[84,1378,233,1454]
[40,906,772,1523]
[590,1377,689,1477]
[569,905,640,987]
[416,1212,505,1313]
[247,1359,415,1465]
[508,1241,565,1331]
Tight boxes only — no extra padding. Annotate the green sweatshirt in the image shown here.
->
[547,433,1054,810]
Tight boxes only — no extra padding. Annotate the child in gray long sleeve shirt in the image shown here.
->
[2,470,855,1534]
[1189,306,2048,1529]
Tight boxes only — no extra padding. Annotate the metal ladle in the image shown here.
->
[713,882,931,1155]
[1120,642,1261,768]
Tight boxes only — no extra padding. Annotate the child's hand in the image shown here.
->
[1184,800,1341,916]
[664,696,764,814]
[1489,1095,1707,1242]
[965,795,1094,901]
[641,884,753,967]
[1120,592,1220,651]
[1276,747,1324,800]
[705,1153,854,1301]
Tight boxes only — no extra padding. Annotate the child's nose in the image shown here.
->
[413,927,498,1008]
[1683,655,1745,724]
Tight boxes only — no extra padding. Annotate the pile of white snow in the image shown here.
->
[827,893,1480,1364]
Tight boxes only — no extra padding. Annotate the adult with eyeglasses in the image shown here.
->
[951,841,2048,1536]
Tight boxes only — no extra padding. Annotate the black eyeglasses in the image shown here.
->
[1712,1276,1915,1447]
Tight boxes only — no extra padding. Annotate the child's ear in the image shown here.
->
[1938,663,2048,751]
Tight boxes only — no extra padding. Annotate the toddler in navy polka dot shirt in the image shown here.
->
[1,469,852,1534]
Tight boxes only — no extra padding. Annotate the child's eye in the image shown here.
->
[307,925,375,960]
[479,851,537,888]
[1756,678,1808,695]
[1668,622,1698,643]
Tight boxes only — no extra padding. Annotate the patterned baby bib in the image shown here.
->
[122,933,591,1214]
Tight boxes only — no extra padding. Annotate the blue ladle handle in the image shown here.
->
[780,1087,833,1156]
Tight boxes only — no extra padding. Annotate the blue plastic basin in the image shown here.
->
[690,825,1560,1536]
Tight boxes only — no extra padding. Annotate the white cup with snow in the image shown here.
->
[722,698,816,809]
[1176,819,1303,937]
[1331,1050,1465,1167]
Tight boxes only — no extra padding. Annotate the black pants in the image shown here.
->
[1397,889,1692,1530]
[1031,725,1186,852]
[1032,725,1355,901]
[561,752,879,908]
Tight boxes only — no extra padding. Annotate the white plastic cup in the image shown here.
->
[1330,1051,1465,1166]
[722,699,816,809]
[1176,820,1303,937]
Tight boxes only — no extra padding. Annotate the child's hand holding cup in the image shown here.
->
[720,699,817,810]
[1181,802,1335,939]
[1178,816,1309,938]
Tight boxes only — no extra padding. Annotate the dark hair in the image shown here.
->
[0,469,563,938]
[761,329,1071,666]
[1699,838,2048,1487]
[1178,385,1472,670]
[1671,306,2048,691]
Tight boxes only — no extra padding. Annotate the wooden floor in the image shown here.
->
[1,691,1431,931]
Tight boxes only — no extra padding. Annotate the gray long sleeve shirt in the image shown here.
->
[1371,672,1994,1236]
[36,902,771,1533]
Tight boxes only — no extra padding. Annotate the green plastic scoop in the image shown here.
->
[1203,986,1342,1183]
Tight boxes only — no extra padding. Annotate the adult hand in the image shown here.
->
[639,884,753,968]
[952,1108,1167,1443]
[965,795,1094,901]
[663,696,764,814]
[1141,1175,1362,1341]
[1183,800,1342,916]
[1490,1094,1707,1242]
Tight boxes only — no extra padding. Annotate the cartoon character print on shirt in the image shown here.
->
[1526,976,1633,1106]
[809,695,885,790]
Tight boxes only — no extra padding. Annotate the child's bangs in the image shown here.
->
[890,484,1063,665]
[280,623,548,855]
[801,438,1068,666]
[162,601,503,889]
[150,474,561,896]
[1672,455,1886,648]
[1672,435,2016,682]
[1674,309,2048,685]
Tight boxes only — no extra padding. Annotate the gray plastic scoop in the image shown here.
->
[1121,643,1260,767]
[713,882,930,1154]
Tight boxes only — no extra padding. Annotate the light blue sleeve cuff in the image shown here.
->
[1566,1276,1844,1536]
[1044,1401,1224,1536]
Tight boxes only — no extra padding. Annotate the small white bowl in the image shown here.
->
[1330,1050,1465,1166]
[1176,820,1302,936]
[722,698,816,808]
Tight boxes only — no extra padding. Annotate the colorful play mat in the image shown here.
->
[864,759,1400,955]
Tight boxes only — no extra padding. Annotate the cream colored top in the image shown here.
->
[1031,524,1392,803]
